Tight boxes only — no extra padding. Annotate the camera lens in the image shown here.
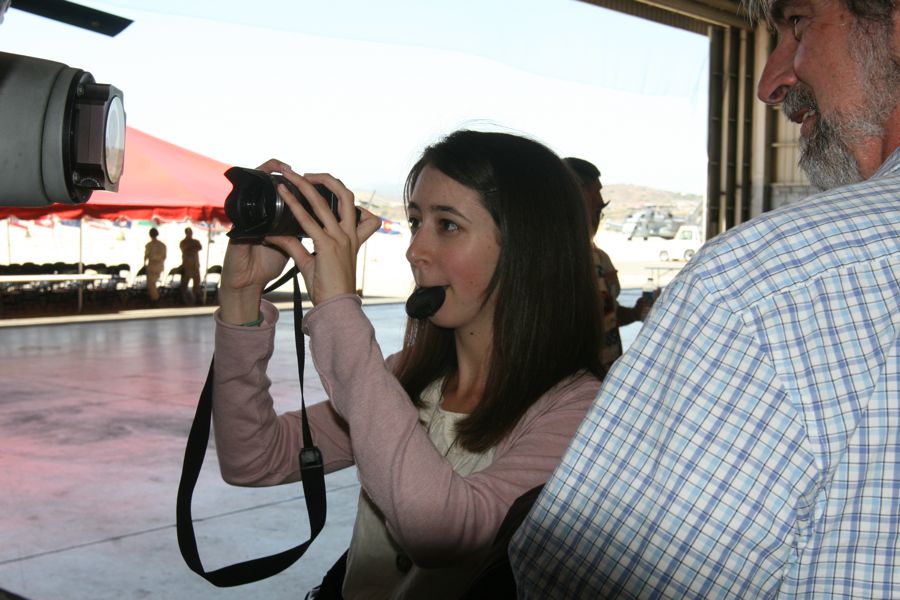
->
[236,179,268,225]
[224,167,353,240]
[224,168,278,238]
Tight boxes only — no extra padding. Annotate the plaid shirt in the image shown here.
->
[510,148,900,599]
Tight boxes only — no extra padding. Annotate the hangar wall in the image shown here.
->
[579,0,814,240]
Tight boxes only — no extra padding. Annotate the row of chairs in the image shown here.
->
[0,262,223,315]
[0,262,127,315]
[0,262,129,296]
[129,265,222,303]
[0,261,129,276]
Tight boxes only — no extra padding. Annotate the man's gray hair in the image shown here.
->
[743,0,896,24]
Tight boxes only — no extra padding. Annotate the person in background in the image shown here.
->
[211,130,605,599]
[564,157,653,371]
[511,0,900,597]
[143,227,166,305]
[179,227,202,304]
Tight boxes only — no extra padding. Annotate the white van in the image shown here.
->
[658,225,703,262]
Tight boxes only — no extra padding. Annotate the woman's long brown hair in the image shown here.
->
[393,130,605,453]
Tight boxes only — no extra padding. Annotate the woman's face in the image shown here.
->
[405,165,501,333]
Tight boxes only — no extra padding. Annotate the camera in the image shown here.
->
[224,166,358,240]
[0,51,125,206]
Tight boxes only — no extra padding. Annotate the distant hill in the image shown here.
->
[354,183,705,224]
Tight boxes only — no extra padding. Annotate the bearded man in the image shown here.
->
[510,1,900,597]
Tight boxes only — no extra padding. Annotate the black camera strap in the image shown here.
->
[176,266,326,587]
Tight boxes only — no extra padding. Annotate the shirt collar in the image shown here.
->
[872,146,900,179]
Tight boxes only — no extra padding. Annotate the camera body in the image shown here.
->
[224,166,351,240]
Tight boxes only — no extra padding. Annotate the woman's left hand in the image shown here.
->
[263,168,381,305]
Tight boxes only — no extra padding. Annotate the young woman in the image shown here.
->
[212,130,605,598]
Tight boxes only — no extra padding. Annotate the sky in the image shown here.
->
[0,0,710,196]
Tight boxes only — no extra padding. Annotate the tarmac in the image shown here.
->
[0,293,643,600]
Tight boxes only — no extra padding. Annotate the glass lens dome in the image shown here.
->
[105,95,126,183]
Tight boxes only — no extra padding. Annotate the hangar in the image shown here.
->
[584,0,811,239]
[8,0,809,242]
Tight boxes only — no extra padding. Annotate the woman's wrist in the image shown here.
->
[219,286,264,325]
[239,311,264,327]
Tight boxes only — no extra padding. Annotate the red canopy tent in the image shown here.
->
[0,127,233,223]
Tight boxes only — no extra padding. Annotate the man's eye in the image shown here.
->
[787,15,804,39]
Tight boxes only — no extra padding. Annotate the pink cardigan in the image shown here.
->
[212,295,600,566]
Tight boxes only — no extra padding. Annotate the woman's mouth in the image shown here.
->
[405,285,447,319]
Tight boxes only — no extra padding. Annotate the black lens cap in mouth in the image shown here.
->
[405,286,446,319]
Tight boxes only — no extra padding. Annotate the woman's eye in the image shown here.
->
[408,217,421,232]
[440,219,459,232]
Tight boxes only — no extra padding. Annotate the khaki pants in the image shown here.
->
[146,263,164,301]
[181,262,201,303]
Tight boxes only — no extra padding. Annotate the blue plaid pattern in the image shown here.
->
[510,149,900,599]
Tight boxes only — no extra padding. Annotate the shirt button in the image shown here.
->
[396,553,413,573]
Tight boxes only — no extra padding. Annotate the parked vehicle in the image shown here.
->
[658,225,703,261]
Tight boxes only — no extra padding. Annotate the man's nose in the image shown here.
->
[757,37,798,105]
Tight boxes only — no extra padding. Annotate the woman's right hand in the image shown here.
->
[218,158,294,325]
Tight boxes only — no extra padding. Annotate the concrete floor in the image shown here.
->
[0,300,406,600]
[0,293,642,600]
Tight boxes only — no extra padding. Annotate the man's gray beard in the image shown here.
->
[797,114,863,191]
[783,85,863,191]
[783,19,900,191]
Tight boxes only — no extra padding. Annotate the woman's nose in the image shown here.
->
[406,231,429,267]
